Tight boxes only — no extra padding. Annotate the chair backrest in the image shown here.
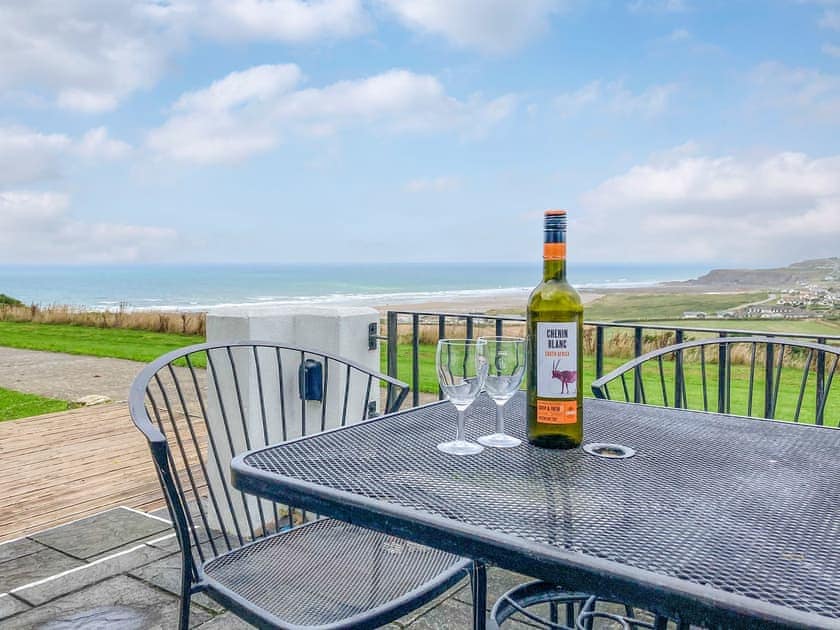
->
[128,340,409,578]
[591,336,839,426]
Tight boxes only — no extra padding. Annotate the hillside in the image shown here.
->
[668,258,840,290]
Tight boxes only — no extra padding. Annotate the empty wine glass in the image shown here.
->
[477,336,525,448]
[436,338,488,455]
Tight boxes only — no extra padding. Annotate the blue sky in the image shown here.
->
[1,0,839,266]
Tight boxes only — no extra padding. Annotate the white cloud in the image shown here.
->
[654,28,723,54]
[0,127,71,187]
[0,126,130,186]
[824,42,840,56]
[665,28,691,42]
[751,61,840,122]
[174,65,303,112]
[627,0,688,13]
[147,64,301,163]
[379,0,563,53]
[0,191,177,264]
[555,80,677,118]
[821,9,840,29]
[0,1,182,113]
[405,176,460,192]
[148,64,517,163]
[0,1,370,112]
[56,90,121,114]
[195,0,368,42]
[75,127,132,160]
[577,149,840,263]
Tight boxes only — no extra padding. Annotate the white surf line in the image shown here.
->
[2,530,177,598]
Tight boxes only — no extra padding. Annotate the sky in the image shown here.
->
[0,0,839,267]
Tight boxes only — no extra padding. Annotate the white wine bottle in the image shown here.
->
[526,210,583,448]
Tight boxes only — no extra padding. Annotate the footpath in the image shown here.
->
[0,347,144,403]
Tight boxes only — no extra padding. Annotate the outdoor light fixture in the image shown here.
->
[299,359,323,401]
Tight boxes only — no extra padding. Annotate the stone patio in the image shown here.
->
[0,506,540,629]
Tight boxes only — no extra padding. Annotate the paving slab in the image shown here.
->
[0,546,83,593]
[403,591,547,629]
[1,575,213,629]
[0,538,45,565]
[13,543,173,607]
[149,506,172,521]
[130,553,224,613]
[31,507,170,560]
[0,594,30,621]
[399,597,492,629]
[453,567,534,609]
[0,511,546,630]
[86,530,175,562]
[392,579,469,628]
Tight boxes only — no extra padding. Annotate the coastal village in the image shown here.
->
[681,258,840,320]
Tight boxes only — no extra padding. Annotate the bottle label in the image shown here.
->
[536,322,577,391]
[536,322,578,424]
[543,242,566,260]
[536,400,578,424]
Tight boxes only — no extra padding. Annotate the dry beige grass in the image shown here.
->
[0,304,206,335]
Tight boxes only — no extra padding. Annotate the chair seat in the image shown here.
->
[203,518,470,629]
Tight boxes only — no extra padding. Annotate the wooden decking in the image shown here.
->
[0,403,168,542]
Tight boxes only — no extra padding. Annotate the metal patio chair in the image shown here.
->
[591,335,839,425]
[490,581,680,630]
[129,341,486,630]
[491,336,839,629]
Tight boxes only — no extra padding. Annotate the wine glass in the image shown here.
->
[477,336,525,448]
[436,338,488,455]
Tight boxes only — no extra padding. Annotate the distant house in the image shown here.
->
[682,311,707,319]
[735,305,812,319]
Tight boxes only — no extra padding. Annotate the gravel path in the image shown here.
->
[0,347,145,402]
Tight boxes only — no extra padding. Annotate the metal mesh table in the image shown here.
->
[232,393,840,629]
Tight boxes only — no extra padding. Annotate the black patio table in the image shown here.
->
[231,393,840,629]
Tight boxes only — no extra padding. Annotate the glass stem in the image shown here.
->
[456,407,466,442]
[495,401,505,434]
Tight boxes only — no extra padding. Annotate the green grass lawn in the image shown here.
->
[0,321,204,364]
[0,387,73,421]
[585,292,768,321]
[383,342,839,427]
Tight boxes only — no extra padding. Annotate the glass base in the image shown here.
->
[437,440,484,455]
[477,433,522,448]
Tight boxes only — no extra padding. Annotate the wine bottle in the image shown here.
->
[526,210,584,448]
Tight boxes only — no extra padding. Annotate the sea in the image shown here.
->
[0,263,710,311]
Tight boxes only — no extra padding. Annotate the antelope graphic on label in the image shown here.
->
[551,361,577,394]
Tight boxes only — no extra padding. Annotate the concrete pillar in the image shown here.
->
[203,305,380,536]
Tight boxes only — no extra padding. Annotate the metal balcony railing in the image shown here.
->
[383,310,840,425]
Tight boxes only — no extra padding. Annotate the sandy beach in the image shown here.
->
[371,291,603,315]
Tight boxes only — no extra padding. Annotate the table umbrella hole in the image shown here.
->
[583,443,636,459]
